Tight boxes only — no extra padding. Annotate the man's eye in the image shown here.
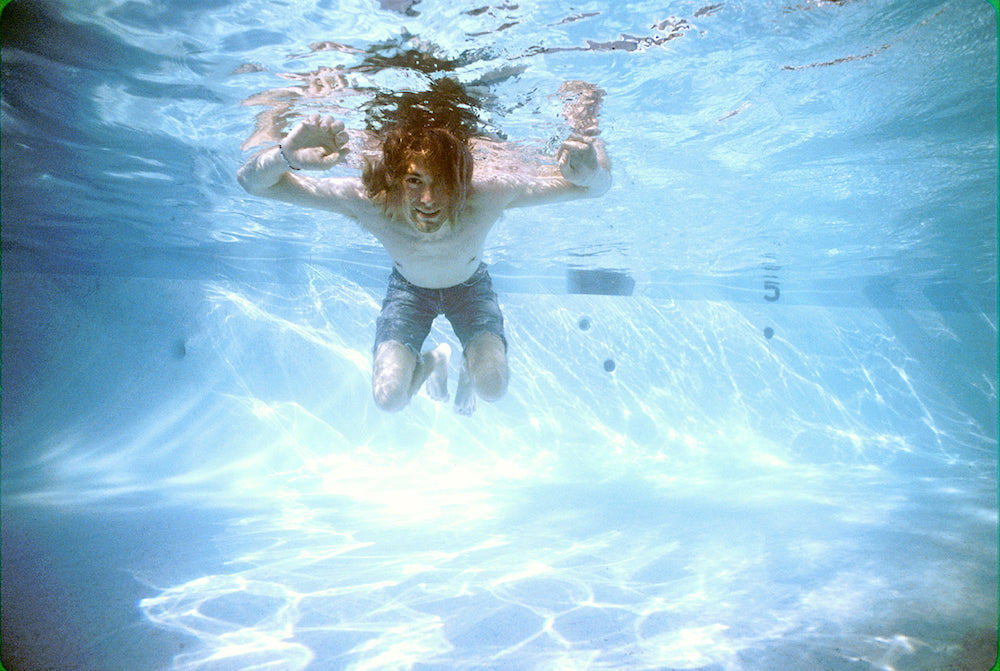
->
[405,176,422,185]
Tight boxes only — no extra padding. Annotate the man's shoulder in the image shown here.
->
[461,190,509,227]
[307,175,386,221]
[469,175,522,212]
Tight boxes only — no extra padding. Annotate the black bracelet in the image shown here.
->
[277,144,300,171]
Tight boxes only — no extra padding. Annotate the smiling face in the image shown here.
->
[361,128,473,233]
[401,159,452,233]
[362,127,474,234]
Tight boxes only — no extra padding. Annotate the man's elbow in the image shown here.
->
[597,170,612,196]
[584,143,612,197]
[236,166,262,195]
[584,170,612,198]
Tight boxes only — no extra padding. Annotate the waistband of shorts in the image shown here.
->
[390,262,488,290]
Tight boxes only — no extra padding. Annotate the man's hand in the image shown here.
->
[281,114,350,170]
[556,126,608,188]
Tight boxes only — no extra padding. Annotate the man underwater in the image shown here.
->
[237,83,611,415]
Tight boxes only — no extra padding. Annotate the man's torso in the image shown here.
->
[359,188,507,289]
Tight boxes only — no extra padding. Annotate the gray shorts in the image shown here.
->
[374,263,506,355]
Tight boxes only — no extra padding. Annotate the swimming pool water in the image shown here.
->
[2,1,997,670]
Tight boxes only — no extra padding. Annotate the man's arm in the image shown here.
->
[236,114,376,221]
[482,130,612,211]
[500,79,611,209]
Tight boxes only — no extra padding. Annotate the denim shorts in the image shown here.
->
[374,262,506,355]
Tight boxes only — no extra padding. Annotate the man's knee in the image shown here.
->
[465,332,508,402]
[373,341,417,412]
[373,383,410,412]
[474,366,508,402]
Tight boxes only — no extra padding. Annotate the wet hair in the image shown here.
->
[361,78,481,220]
[363,78,481,140]
[362,125,474,221]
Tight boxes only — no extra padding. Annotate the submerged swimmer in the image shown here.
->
[237,83,611,415]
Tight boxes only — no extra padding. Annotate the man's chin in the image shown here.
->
[414,214,444,233]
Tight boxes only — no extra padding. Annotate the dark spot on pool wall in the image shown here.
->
[578,316,591,330]
[603,358,616,372]
[764,326,774,339]
[567,268,635,296]
[172,339,187,359]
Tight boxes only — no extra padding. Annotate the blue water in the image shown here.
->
[1,1,997,670]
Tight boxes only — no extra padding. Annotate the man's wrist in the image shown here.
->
[277,144,301,171]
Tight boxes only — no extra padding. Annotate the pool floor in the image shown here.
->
[2,270,996,671]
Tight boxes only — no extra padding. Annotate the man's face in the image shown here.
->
[401,160,450,233]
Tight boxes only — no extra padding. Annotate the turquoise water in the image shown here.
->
[1,1,997,670]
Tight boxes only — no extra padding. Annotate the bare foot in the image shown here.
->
[424,343,451,402]
[454,362,476,416]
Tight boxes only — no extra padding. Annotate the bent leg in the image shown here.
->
[464,331,509,402]
[423,343,451,402]
[373,340,450,412]
[454,363,476,416]
[373,341,418,412]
